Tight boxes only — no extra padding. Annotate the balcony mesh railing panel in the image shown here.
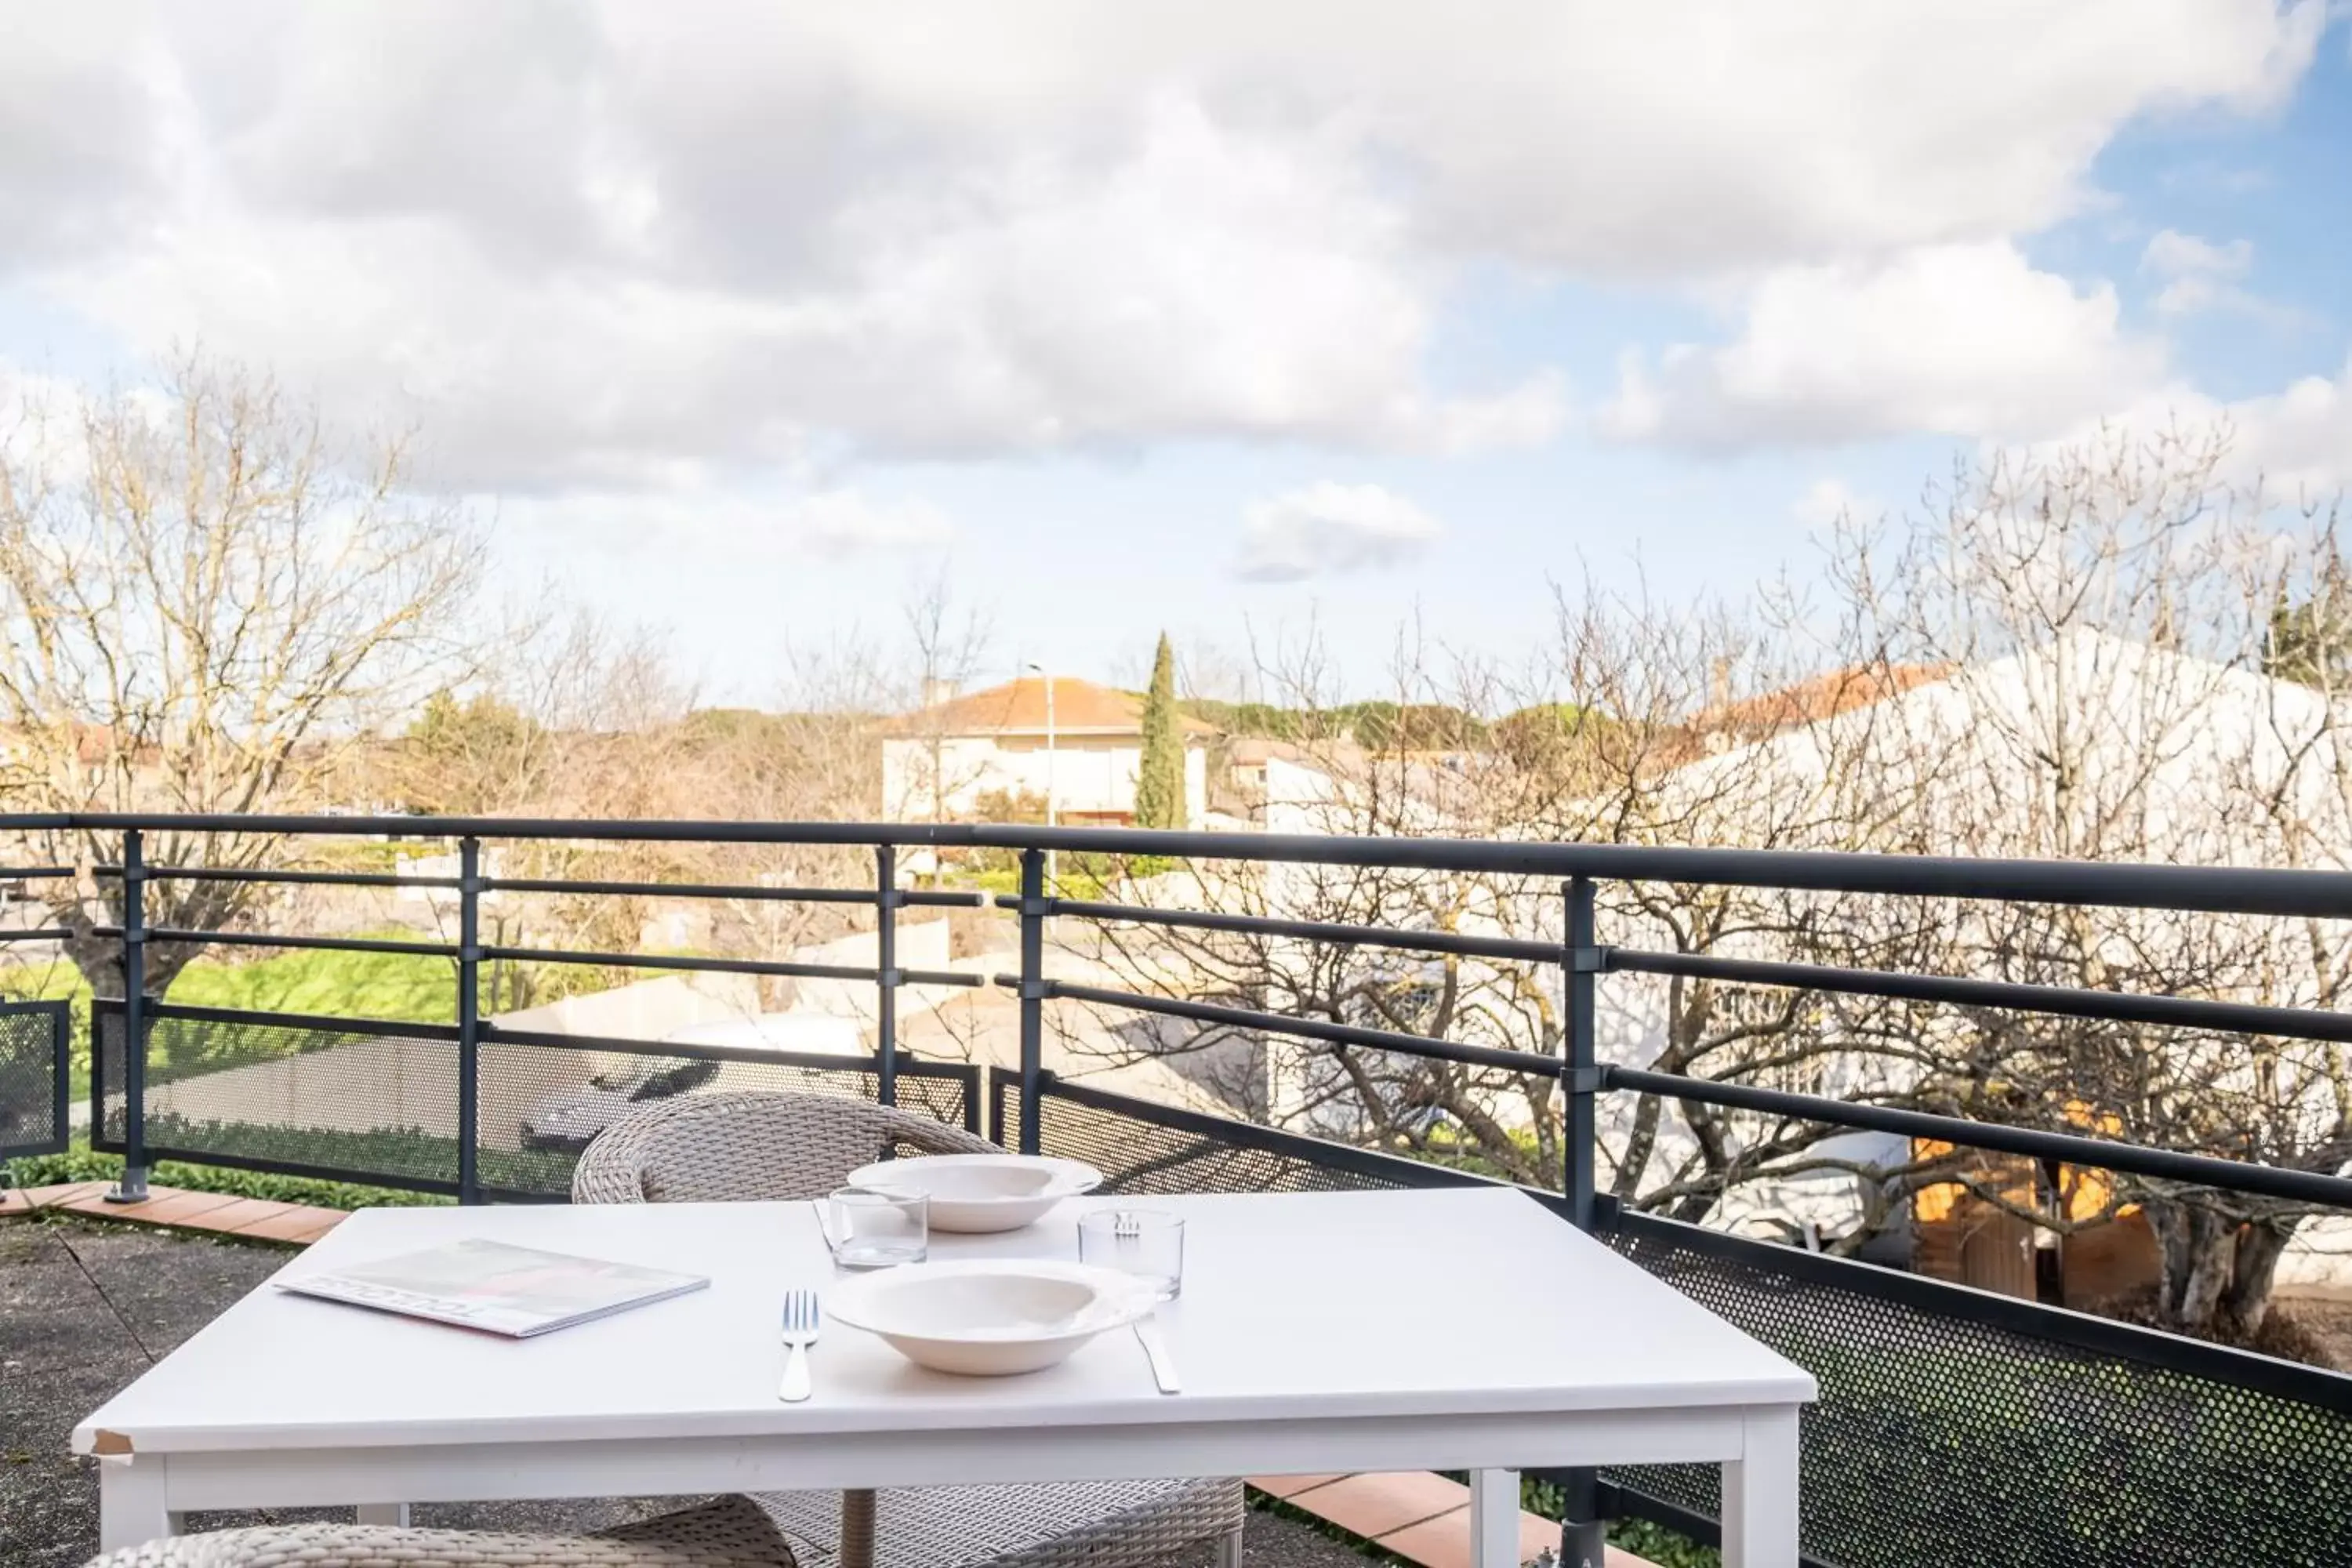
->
[0,1002,65,1158]
[474,1037,976,1198]
[96,1004,463,1189]
[1601,1218,2352,1568]
[1004,1078,1450,1195]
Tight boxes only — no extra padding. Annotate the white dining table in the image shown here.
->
[75,1187,1814,1568]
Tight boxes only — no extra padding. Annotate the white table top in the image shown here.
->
[77,1188,1814,1456]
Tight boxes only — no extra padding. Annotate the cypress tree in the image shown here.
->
[1134,633,1185,827]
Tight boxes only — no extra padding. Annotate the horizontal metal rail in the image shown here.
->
[902,968,988,988]
[481,1022,982,1076]
[99,997,462,1041]
[1049,898,1558,964]
[96,926,461,958]
[71,863,1000,905]
[22,811,2352,916]
[96,1139,465,1200]
[0,866,74,879]
[1033,1071,1502,1192]
[95,863,456,889]
[1606,947,2352,1045]
[1604,1065,2352,1207]
[903,889,993,909]
[1033,978,1563,1076]
[485,876,875,904]
[0,927,72,942]
[480,943,979,987]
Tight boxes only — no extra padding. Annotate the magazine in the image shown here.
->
[277,1238,709,1337]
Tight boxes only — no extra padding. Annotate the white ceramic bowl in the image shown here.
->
[826,1259,1154,1376]
[846,1153,1102,1233]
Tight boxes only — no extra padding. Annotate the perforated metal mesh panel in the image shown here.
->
[477,1038,978,1197]
[90,1004,978,1196]
[95,1004,466,1188]
[0,1001,66,1158]
[1602,1218,2352,1568]
[1003,1078,1457,1196]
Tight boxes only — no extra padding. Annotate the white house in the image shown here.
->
[882,675,1210,826]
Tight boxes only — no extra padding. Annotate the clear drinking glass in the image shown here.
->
[1077,1207,1185,1299]
[829,1187,928,1267]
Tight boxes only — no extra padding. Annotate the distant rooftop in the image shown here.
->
[893,676,1214,739]
[1693,661,1957,734]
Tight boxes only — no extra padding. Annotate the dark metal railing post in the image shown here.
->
[876,844,899,1107]
[456,836,481,1204]
[105,829,148,1203]
[1565,874,1598,1228]
[1017,846,1045,1154]
[1560,873,1606,1568]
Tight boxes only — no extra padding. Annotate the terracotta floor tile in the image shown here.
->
[1377,1507,1607,1568]
[231,1208,343,1243]
[118,1189,249,1225]
[1601,1547,1661,1568]
[1370,1508,1474,1568]
[278,1212,347,1245]
[1248,1475,1348,1500]
[1290,1472,1471,1541]
[176,1197,294,1234]
[22,1181,111,1209]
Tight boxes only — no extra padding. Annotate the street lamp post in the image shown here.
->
[1025,661,1057,890]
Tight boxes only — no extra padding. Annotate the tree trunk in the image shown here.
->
[2151,1202,2238,1334]
[2151,1202,2292,1340]
[56,927,197,998]
[2223,1219,2296,1335]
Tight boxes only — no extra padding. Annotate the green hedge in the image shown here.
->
[6,1141,451,1210]
[9,1118,579,1208]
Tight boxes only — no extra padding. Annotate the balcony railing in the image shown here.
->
[3,811,2351,1568]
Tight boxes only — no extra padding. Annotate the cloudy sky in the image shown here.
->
[4,2,2350,698]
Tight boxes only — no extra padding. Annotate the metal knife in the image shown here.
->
[1133,1318,1181,1395]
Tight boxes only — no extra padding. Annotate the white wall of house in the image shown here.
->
[883,735,1207,825]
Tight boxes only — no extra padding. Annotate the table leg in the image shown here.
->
[1468,1468,1518,1568]
[840,1487,877,1568]
[1722,1406,1800,1568]
[98,1457,172,1553]
[358,1504,412,1526]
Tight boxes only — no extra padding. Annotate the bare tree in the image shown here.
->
[891,569,993,824]
[1060,604,1933,1200]
[0,354,486,994]
[1813,426,2352,1338]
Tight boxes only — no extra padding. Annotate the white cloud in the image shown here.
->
[784,491,954,557]
[2216,358,2352,499]
[2143,229,2252,278]
[1235,482,1442,583]
[1790,478,1878,530]
[2141,227,2267,318]
[0,2,2327,490]
[502,483,953,560]
[1602,242,2171,450]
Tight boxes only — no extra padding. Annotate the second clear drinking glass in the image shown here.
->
[1077,1207,1185,1299]
[829,1187,927,1267]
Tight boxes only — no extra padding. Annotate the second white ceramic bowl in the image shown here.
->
[845,1153,1103,1232]
[826,1258,1154,1375]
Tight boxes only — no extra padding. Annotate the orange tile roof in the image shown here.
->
[1693,661,1955,732]
[893,676,1213,738]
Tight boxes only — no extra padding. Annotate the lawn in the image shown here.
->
[1,941,464,1096]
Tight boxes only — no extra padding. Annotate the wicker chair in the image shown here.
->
[572,1091,1246,1568]
[83,1496,796,1568]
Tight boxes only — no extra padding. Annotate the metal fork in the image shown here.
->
[779,1290,821,1403]
[1114,1213,1181,1393]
